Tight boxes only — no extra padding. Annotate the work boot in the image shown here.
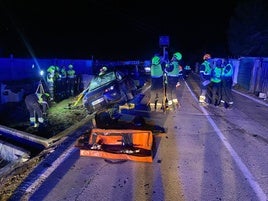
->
[33,122,39,128]
[199,95,206,103]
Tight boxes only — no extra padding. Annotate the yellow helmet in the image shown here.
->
[173,52,182,60]
[152,55,161,65]
[101,66,107,71]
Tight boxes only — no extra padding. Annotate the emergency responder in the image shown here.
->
[210,59,223,106]
[221,58,234,108]
[165,52,183,103]
[53,65,62,102]
[67,64,76,97]
[99,66,108,76]
[199,53,213,104]
[25,93,49,128]
[46,65,55,101]
[149,54,164,110]
[60,66,67,99]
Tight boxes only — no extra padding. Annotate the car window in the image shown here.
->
[89,72,116,90]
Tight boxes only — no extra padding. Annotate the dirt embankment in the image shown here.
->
[0,97,89,201]
[0,97,88,137]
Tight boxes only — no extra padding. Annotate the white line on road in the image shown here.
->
[233,89,268,107]
[185,81,267,201]
[24,146,77,198]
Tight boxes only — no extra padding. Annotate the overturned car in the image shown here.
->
[82,70,142,115]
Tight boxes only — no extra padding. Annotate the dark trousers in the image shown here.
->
[167,76,180,100]
[25,94,43,121]
[221,77,233,104]
[150,77,163,105]
[211,82,222,106]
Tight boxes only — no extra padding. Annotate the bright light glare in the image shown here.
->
[40,70,44,76]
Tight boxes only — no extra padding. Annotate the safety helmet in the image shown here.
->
[99,66,108,76]
[152,55,161,65]
[173,52,182,61]
[101,66,107,72]
[203,54,211,60]
[68,64,73,69]
[48,65,55,70]
[47,65,55,73]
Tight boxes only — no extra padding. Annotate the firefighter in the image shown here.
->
[99,66,108,76]
[25,93,49,128]
[149,54,164,110]
[60,66,68,99]
[221,58,234,108]
[67,64,76,97]
[46,65,55,101]
[199,53,213,104]
[53,65,62,102]
[165,52,183,103]
[210,59,223,106]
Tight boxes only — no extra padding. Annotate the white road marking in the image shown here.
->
[25,146,77,195]
[185,81,267,201]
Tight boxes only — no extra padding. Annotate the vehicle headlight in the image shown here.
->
[105,85,114,92]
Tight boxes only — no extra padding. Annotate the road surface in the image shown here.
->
[10,74,268,201]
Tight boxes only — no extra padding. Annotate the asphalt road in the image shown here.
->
[10,74,268,201]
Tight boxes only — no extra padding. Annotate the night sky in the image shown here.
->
[0,0,238,62]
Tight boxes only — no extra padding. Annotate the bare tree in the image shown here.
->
[228,0,268,57]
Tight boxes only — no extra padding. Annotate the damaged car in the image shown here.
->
[82,70,142,115]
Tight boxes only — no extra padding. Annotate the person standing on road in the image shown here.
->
[149,54,164,110]
[210,59,223,106]
[199,53,213,104]
[165,51,183,105]
[25,93,49,128]
[221,58,234,108]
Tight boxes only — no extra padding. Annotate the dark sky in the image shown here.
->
[0,0,238,62]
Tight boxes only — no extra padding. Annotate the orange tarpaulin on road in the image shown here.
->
[77,128,154,163]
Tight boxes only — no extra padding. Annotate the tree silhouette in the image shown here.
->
[228,0,268,57]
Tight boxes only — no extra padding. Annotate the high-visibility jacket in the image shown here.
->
[67,69,76,78]
[222,63,233,78]
[46,66,55,83]
[167,60,183,77]
[150,56,163,78]
[199,60,212,81]
[211,66,223,83]
[61,68,67,78]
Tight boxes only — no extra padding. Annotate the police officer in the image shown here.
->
[199,54,213,104]
[25,93,49,127]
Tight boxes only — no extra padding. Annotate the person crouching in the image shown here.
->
[25,93,49,127]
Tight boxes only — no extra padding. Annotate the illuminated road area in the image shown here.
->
[10,78,268,201]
